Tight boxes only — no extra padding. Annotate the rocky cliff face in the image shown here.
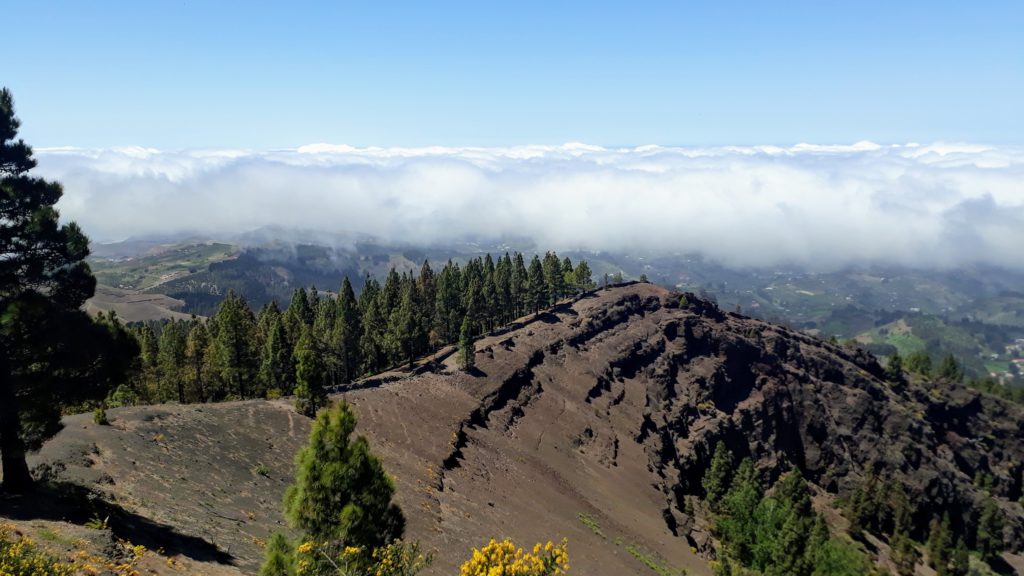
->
[31,284,1024,575]
[415,282,1024,563]
[575,287,1024,550]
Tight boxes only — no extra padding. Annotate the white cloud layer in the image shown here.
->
[36,141,1024,270]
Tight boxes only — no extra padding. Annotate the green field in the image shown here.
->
[90,242,238,291]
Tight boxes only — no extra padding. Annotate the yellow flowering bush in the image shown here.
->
[370,541,432,576]
[460,538,569,576]
[0,523,147,576]
[71,540,146,576]
[0,524,76,576]
[288,539,431,576]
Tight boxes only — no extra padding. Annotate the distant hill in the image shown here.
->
[88,239,475,317]
[86,237,1024,384]
[26,284,1024,574]
[853,312,1018,377]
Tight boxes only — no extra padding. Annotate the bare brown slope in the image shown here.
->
[25,284,1024,574]
[85,284,195,322]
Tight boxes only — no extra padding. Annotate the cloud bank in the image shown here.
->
[36,141,1024,270]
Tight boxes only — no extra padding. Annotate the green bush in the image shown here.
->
[93,407,110,425]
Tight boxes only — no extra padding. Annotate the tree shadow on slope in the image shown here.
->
[465,366,488,378]
[988,556,1017,575]
[0,481,234,565]
[534,311,562,324]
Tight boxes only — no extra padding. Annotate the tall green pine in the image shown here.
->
[416,261,437,350]
[259,313,294,396]
[703,441,733,511]
[574,260,594,291]
[543,251,566,302]
[157,320,187,403]
[293,330,328,417]
[283,402,405,563]
[0,88,135,491]
[949,538,969,576]
[511,252,529,317]
[926,514,952,576]
[183,318,209,402]
[333,277,362,383]
[976,497,1003,562]
[359,278,388,376]
[937,353,963,382]
[207,291,259,399]
[527,255,547,313]
[459,316,475,371]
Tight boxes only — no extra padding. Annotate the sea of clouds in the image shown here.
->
[36,141,1024,270]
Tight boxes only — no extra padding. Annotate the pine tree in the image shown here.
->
[976,497,1003,562]
[718,458,763,566]
[206,291,259,399]
[416,261,437,349]
[543,251,566,302]
[482,272,498,332]
[333,277,362,383]
[848,471,880,537]
[462,278,483,336]
[494,254,514,325]
[769,469,814,576]
[885,350,906,385]
[0,88,135,492]
[775,468,812,517]
[287,287,314,330]
[386,278,419,368]
[527,255,547,313]
[890,482,913,538]
[905,350,933,376]
[891,531,919,576]
[574,260,594,292]
[948,537,969,576]
[381,268,402,319]
[312,292,336,345]
[283,402,405,561]
[887,482,919,576]
[926,514,952,575]
[773,505,813,576]
[136,324,160,399]
[312,296,340,387]
[511,252,528,317]
[703,441,734,511]
[259,532,295,576]
[937,354,963,382]
[157,320,188,403]
[257,301,282,341]
[183,318,209,403]
[359,278,388,376]
[434,261,463,345]
[259,313,293,396]
[561,256,575,293]
[459,316,476,372]
[293,330,328,417]
[804,514,830,571]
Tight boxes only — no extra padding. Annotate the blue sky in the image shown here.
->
[5,1,1023,149]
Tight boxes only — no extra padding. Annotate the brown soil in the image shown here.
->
[85,284,194,322]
